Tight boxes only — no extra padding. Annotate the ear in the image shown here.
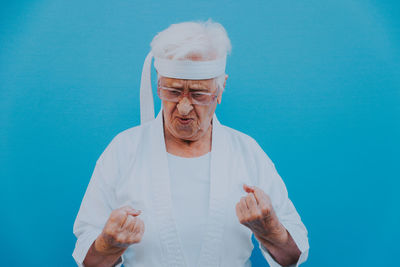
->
[223,74,228,89]
[217,74,228,104]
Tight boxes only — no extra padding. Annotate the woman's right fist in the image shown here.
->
[95,206,145,254]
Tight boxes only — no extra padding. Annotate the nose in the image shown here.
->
[176,97,193,115]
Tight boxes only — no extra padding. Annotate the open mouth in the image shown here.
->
[177,117,193,124]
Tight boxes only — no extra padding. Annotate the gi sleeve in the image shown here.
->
[252,139,309,267]
[72,138,124,267]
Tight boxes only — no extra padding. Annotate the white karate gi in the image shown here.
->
[73,111,309,267]
[167,152,211,267]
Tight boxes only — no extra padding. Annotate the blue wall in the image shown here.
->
[1,1,399,266]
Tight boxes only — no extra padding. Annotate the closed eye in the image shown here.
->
[162,87,181,92]
[191,92,207,97]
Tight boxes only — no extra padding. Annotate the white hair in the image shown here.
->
[151,19,231,91]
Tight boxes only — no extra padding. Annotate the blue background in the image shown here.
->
[1,1,399,266]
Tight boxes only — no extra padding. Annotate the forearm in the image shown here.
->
[83,238,125,267]
[255,226,301,266]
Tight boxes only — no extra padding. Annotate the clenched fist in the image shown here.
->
[95,206,145,255]
[235,184,288,245]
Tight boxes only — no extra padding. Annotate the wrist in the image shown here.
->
[94,234,126,255]
[255,223,289,247]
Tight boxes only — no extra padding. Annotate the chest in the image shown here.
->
[111,152,256,266]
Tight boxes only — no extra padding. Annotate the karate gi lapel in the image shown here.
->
[197,114,231,267]
[148,112,230,267]
[149,111,187,267]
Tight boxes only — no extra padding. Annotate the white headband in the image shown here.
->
[139,51,226,124]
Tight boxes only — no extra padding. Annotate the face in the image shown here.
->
[159,76,224,142]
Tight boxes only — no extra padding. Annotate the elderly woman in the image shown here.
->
[73,20,309,267]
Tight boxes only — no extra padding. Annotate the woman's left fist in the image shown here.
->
[235,184,287,244]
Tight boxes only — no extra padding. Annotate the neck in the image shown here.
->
[164,121,212,158]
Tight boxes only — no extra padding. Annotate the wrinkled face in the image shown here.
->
[159,76,223,142]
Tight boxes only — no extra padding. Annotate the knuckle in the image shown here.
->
[115,233,127,244]
[235,206,240,214]
[109,211,118,220]
[254,187,263,194]
[251,209,261,218]
[110,210,124,221]
[235,211,241,218]
[256,213,263,220]
[130,233,142,244]
[131,218,140,229]
[136,234,144,242]
[261,204,271,213]
[125,216,135,226]
[103,227,116,237]
[117,210,126,217]
[126,235,135,244]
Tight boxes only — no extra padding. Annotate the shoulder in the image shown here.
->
[218,123,276,169]
[97,122,151,165]
[112,123,148,146]
[220,124,256,145]
[218,123,262,154]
